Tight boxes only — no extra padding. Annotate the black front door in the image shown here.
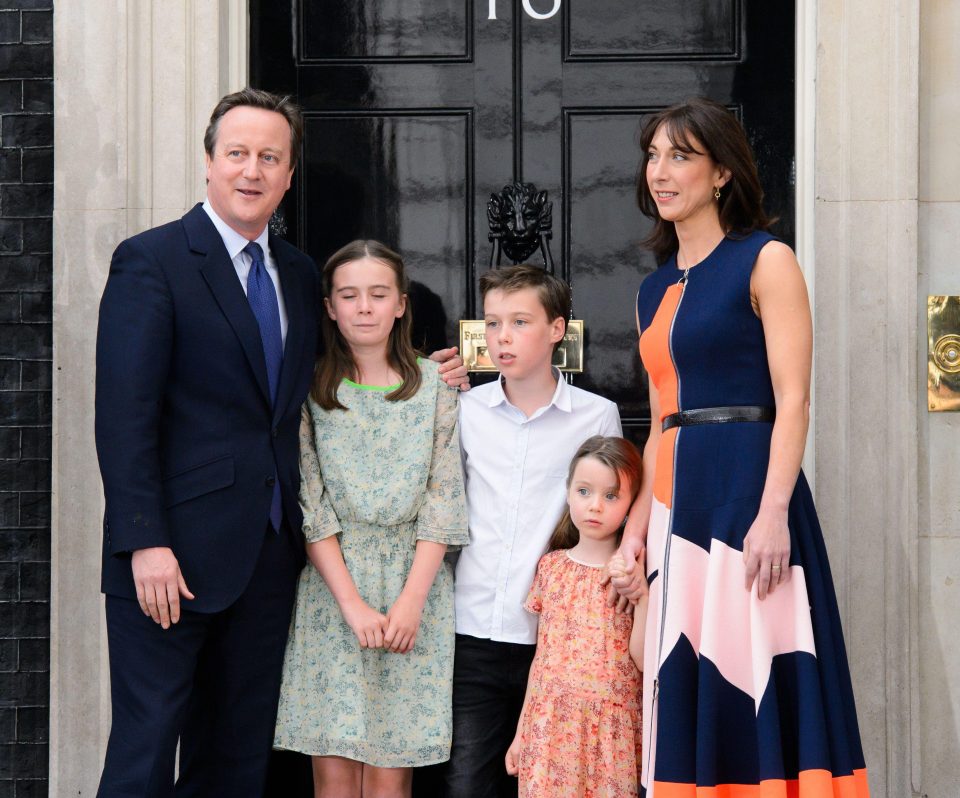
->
[253,2,793,791]
[251,0,794,446]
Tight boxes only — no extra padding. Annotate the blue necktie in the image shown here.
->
[244,241,283,532]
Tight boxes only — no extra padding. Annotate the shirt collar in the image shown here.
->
[202,199,270,261]
[488,367,571,414]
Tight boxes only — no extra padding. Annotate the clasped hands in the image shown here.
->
[341,592,424,654]
[603,536,649,612]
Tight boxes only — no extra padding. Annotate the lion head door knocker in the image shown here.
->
[487,182,555,271]
[460,182,583,374]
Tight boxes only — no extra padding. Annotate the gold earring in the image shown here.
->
[714,186,721,200]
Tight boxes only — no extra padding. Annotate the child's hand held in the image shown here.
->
[384,592,425,653]
[342,599,388,649]
[505,735,521,776]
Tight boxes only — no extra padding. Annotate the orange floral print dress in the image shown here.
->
[519,549,642,798]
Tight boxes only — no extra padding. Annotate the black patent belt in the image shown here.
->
[662,405,776,433]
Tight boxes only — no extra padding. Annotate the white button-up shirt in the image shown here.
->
[202,200,288,344]
[455,371,622,644]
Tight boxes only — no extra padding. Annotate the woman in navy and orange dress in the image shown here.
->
[611,98,870,798]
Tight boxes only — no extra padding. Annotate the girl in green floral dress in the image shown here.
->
[274,240,468,798]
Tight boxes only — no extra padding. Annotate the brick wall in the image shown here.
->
[0,1,52,795]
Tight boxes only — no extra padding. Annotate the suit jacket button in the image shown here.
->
[272,427,279,438]
[265,476,276,487]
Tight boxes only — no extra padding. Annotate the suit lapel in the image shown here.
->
[272,236,308,422]
[184,205,272,405]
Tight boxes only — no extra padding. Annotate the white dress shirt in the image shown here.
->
[455,371,622,644]
[202,200,288,344]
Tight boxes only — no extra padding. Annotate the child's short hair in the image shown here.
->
[479,265,572,349]
[549,435,643,551]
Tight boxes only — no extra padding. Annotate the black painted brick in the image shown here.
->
[21,81,48,113]
[14,709,44,744]
[0,531,47,562]
[0,741,46,779]
[16,494,46,529]
[16,495,47,530]
[0,429,16,456]
[0,495,16,528]
[18,363,47,392]
[17,563,45,602]
[0,2,53,10]
[0,361,16,389]
[15,641,45,675]
[0,325,49,359]
[0,603,48,638]
[14,779,45,798]
[1,16,52,788]
[0,255,50,292]
[0,221,20,252]
[17,429,45,460]
[0,292,15,321]
[17,294,46,323]
[0,13,18,46]
[20,13,47,45]
[17,780,46,798]
[19,149,47,183]
[0,642,14,673]
[18,220,44,253]
[0,116,49,148]
[0,184,51,218]
[0,710,12,743]
[0,563,16,599]
[0,81,18,113]
[0,46,49,80]
[0,149,17,182]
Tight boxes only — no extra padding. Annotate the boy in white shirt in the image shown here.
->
[446,265,621,798]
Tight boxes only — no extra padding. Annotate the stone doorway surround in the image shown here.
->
[51,1,946,795]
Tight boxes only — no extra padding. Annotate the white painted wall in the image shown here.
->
[917,2,960,795]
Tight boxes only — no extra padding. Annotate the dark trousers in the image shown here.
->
[97,523,303,798]
[444,634,537,798]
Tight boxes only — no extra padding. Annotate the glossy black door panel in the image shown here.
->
[301,0,472,61]
[566,0,738,59]
[301,111,470,348]
[563,111,656,440]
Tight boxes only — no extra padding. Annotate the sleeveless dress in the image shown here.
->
[635,232,869,798]
[519,550,642,798]
[273,360,469,767]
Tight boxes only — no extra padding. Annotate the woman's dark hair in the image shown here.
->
[548,436,643,551]
[312,240,422,410]
[636,97,773,264]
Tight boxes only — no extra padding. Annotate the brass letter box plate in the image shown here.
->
[928,295,960,411]
[459,319,584,373]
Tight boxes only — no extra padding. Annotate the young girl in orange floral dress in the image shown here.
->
[505,435,647,798]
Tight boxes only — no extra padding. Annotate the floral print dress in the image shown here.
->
[273,360,468,767]
[519,549,642,797]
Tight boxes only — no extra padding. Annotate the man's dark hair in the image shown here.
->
[479,264,571,351]
[204,87,304,169]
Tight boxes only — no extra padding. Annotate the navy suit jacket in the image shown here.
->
[95,204,318,612]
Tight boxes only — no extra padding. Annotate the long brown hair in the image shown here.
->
[635,97,773,264]
[548,436,643,551]
[311,240,422,410]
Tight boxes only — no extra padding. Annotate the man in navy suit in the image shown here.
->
[94,89,464,797]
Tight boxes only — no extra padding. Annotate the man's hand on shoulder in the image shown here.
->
[429,346,471,391]
[131,547,195,629]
